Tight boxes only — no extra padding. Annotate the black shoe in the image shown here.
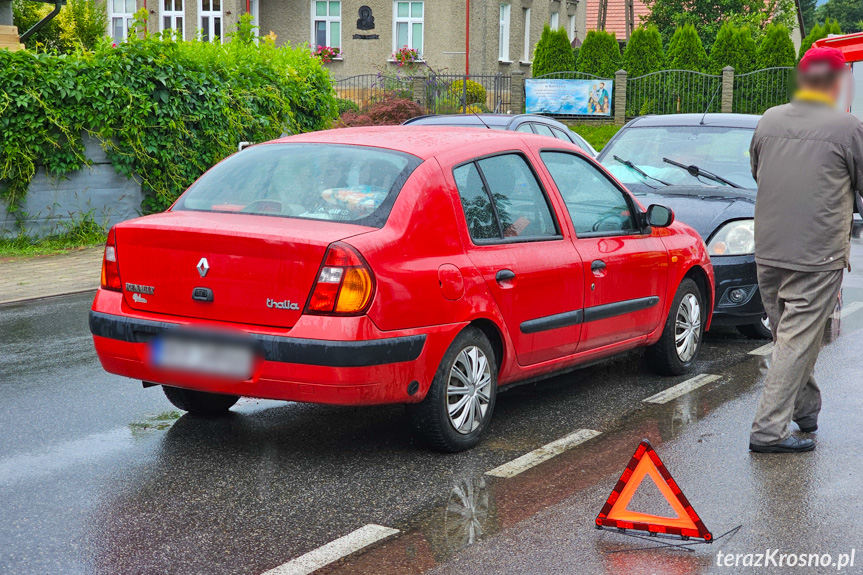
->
[750,436,816,453]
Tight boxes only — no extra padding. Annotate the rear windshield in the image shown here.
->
[174,143,420,227]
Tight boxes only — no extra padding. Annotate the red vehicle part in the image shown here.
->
[90,127,714,408]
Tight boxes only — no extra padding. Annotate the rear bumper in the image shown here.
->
[710,255,765,326]
[90,290,462,405]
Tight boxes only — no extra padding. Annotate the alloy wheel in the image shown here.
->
[447,346,492,435]
[675,293,702,363]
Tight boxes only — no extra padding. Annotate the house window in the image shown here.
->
[499,4,510,61]
[161,0,184,39]
[568,14,576,41]
[313,1,340,48]
[550,11,559,29]
[522,7,531,62]
[109,0,136,43]
[393,1,423,53]
[199,0,222,42]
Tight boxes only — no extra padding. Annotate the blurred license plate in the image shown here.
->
[150,334,254,379]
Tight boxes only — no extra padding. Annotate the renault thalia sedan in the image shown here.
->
[90,127,714,452]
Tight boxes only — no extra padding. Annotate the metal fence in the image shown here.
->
[333,73,413,110]
[334,73,511,115]
[627,70,722,117]
[423,73,512,114]
[732,67,795,115]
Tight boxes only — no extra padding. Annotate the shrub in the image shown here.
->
[622,26,666,77]
[56,0,107,52]
[13,0,62,52]
[576,30,620,79]
[709,23,756,74]
[0,12,337,215]
[666,24,707,72]
[449,79,487,105]
[756,24,796,69]
[336,97,361,115]
[532,25,576,77]
[799,18,842,60]
[338,97,425,127]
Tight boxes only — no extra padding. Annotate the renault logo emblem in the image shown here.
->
[197,257,210,278]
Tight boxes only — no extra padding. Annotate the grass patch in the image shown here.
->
[0,213,107,259]
[567,124,622,151]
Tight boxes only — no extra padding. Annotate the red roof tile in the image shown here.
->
[584,0,651,40]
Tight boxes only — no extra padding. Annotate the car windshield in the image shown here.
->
[600,126,756,190]
[174,143,417,227]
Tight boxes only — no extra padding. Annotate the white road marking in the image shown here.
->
[840,301,863,318]
[642,374,721,404]
[485,428,602,479]
[749,343,774,356]
[261,524,399,575]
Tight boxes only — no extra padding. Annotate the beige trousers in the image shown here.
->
[750,264,843,446]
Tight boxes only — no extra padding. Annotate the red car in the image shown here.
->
[90,127,714,452]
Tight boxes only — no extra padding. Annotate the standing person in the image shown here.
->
[749,46,863,453]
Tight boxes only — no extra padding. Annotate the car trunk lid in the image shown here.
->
[116,211,374,328]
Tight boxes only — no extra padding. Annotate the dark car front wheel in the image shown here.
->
[162,386,239,416]
[737,314,771,339]
[647,278,705,376]
[408,327,498,452]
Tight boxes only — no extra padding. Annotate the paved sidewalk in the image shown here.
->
[0,247,103,305]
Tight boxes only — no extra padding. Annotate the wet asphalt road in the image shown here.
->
[4,236,863,575]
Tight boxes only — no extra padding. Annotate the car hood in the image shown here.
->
[628,183,756,240]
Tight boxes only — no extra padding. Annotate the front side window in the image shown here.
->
[109,0,136,43]
[541,151,637,235]
[394,1,423,53]
[454,153,558,242]
[499,4,510,61]
[313,0,341,48]
[161,0,184,39]
[199,0,222,42]
[175,144,418,227]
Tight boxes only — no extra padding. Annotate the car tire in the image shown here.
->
[737,314,771,340]
[408,327,498,453]
[646,278,705,376]
[162,385,239,416]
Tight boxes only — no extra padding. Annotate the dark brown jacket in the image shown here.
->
[751,97,863,271]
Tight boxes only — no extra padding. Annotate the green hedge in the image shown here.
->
[0,13,337,215]
[532,25,576,77]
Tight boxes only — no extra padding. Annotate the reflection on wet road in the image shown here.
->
[4,232,863,575]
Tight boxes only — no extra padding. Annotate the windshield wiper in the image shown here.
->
[662,157,743,189]
[612,155,671,187]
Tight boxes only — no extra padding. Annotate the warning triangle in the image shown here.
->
[595,439,712,541]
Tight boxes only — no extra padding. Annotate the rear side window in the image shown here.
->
[453,153,558,242]
[174,143,420,228]
[551,127,571,142]
[541,151,637,235]
[515,123,534,134]
[532,123,555,137]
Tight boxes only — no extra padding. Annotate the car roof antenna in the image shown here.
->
[699,83,722,125]
[473,113,492,129]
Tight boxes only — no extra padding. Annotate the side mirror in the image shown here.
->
[646,204,674,228]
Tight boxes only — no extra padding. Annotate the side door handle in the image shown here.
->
[496,269,516,283]
[591,260,607,272]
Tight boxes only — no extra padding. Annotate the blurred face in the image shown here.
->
[798,68,846,104]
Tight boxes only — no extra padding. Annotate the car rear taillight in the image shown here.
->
[306,242,374,315]
[100,227,122,291]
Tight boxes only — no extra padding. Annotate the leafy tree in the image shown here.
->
[799,0,818,32]
[622,26,666,77]
[756,23,796,68]
[644,0,797,48]
[532,25,576,77]
[56,0,107,51]
[576,30,620,79]
[666,24,707,71]
[817,0,862,34]
[709,23,756,74]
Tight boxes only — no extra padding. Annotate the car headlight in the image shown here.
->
[707,219,754,256]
